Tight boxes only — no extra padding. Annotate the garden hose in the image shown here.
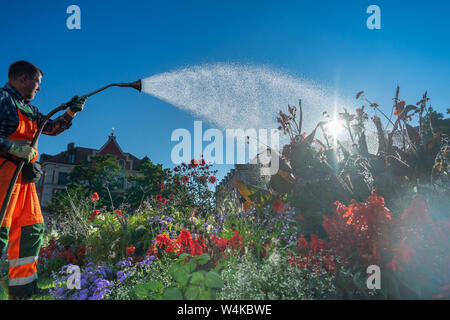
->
[0,80,142,227]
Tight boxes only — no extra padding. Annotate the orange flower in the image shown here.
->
[91,192,100,202]
[126,245,135,257]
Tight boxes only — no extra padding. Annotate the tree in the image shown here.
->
[68,154,123,208]
[422,107,450,143]
[125,158,172,209]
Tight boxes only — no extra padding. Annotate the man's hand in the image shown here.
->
[7,144,37,162]
[68,96,86,116]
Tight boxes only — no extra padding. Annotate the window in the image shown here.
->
[57,172,69,185]
[119,159,125,169]
[68,153,75,164]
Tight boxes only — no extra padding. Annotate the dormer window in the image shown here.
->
[68,153,75,164]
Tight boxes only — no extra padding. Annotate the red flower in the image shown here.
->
[199,159,206,166]
[209,176,216,184]
[178,228,193,247]
[190,237,206,256]
[146,244,158,257]
[228,230,243,250]
[114,209,123,217]
[297,235,309,252]
[169,193,175,199]
[161,198,167,204]
[91,192,100,202]
[322,189,392,266]
[157,181,165,191]
[272,200,284,213]
[182,176,190,183]
[156,195,162,201]
[190,159,199,168]
[212,235,228,252]
[394,100,406,116]
[155,234,172,248]
[88,209,101,221]
[165,241,178,253]
[126,245,136,257]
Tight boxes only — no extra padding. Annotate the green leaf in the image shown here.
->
[200,288,211,300]
[134,283,151,299]
[197,254,211,265]
[185,285,202,300]
[148,281,163,293]
[173,267,190,286]
[187,260,197,273]
[162,287,184,300]
[190,271,205,285]
[179,253,190,261]
[205,271,224,289]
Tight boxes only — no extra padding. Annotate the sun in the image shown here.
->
[325,119,344,137]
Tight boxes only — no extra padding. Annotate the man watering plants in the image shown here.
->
[0,60,85,299]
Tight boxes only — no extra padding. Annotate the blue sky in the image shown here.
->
[1,0,449,182]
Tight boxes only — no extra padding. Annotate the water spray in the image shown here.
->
[0,79,142,227]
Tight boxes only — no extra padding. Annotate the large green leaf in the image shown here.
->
[134,282,151,299]
[185,285,203,300]
[205,271,224,289]
[162,287,183,300]
[200,289,212,300]
[148,281,163,293]
[190,271,205,285]
[173,266,190,286]
[196,254,211,265]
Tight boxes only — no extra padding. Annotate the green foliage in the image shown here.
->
[135,253,223,300]
[84,210,156,264]
[69,154,123,208]
[125,158,172,209]
[45,184,94,240]
[106,257,175,300]
[422,106,450,143]
[218,250,338,300]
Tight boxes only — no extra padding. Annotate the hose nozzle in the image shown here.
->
[128,79,142,92]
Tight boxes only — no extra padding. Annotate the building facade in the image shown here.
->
[36,134,145,208]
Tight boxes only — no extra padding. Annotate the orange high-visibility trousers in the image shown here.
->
[0,107,44,299]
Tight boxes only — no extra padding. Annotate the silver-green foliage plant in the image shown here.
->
[218,250,338,300]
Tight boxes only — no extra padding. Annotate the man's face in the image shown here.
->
[21,73,41,101]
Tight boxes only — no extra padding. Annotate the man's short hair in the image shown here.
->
[8,60,43,80]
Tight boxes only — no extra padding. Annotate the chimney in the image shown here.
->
[67,142,75,151]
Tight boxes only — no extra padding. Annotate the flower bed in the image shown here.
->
[36,88,449,300]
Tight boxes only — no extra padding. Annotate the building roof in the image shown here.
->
[39,134,145,170]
